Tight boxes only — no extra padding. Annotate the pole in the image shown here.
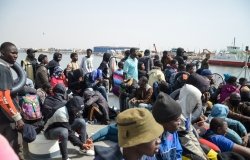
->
[153,44,157,54]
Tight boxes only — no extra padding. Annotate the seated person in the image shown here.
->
[94,108,164,160]
[43,84,94,160]
[50,66,66,89]
[208,104,249,145]
[204,117,250,158]
[128,76,153,110]
[112,61,124,96]
[83,88,110,124]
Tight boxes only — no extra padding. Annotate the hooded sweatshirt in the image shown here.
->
[208,104,246,144]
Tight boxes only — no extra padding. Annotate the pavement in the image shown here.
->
[24,93,119,160]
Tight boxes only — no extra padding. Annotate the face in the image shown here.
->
[139,79,147,88]
[56,54,62,62]
[44,57,49,64]
[141,63,145,70]
[217,122,228,135]
[28,52,35,59]
[72,55,78,61]
[136,137,161,156]
[162,116,181,133]
[1,45,18,64]
[131,50,138,59]
[87,50,92,57]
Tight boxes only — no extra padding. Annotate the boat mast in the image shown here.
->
[233,37,235,46]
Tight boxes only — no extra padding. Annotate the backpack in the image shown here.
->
[19,94,42,120]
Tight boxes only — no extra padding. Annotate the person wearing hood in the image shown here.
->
[83,88,110,124]
[43,84,94,160]
[219,76,239,103]
[47,52,62,76]
[35,54,49,89]
[208,103,249,146]
[21,48,38,82]
[176,84,208,160]
[98,52,112,91]
[174,47,185,71]
[148,60,165,87]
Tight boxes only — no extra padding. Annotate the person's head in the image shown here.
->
[103,52,111,62]
[53,83,66,98]
[86,49,92,57]
[138,76,148,88]
[240,86,250,102]
[154,60,163,70]
[154,55,160,61]
[206,53,210,59]
[162,50,168,57]
[144,49,150,56]
[201,69,213,80]
[239,77,247,86]
[226,76,237,85]
[66,96,84,118]
[52,66,64,78]
[42,83,53,95]
[38,54,48,64]
[124,50,130,58]
[176,47,185,57]
[53,52,62,62]
[26,48,37,59]
[210,117,228,135]
[130,48,138,59]
[138,61,145,70]
[186,63,195,74]
[118,61,124,69]
[0,42,18,64]
[116,108,163,157]
[70,52,78,62]
[170,59,178,69]
[152,92,182,133]
[158,81,169,94]
[229,92,241,106]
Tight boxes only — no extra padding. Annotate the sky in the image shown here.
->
[0,0,249,52]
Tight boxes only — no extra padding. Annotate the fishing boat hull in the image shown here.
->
[208,59,250,67]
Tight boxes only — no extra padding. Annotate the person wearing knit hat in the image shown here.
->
[147,92,183,160]
[116,108,163,159]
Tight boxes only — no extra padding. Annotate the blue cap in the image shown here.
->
[201,69,213,76]
[23,124,36,143]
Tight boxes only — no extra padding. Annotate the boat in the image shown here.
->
[208,38,250,67]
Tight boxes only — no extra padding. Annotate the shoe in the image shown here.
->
[79,149,95,156]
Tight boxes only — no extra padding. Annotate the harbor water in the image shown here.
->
[15,52,250,81]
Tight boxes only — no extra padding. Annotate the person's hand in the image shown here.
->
[129,98,136,104]
[16,119,25,130]
[242,135,249,146]
[82,143,91,150]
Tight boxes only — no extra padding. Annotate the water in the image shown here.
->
[15,52,250,80]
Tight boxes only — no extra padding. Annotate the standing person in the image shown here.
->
[47,52,62,76]
[21,48,38,82]
[139,49,153,73]
[123,48,139,82]
[80,49,93,76]
[161,50,173,70]
[66,52,79,73]
[174,47,185,71]
[0,42,25,159]
[201,53,210,69]
[98,52,112,92]
[35,54,49,89]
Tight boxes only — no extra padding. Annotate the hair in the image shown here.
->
[53,52,62,59]
[118,61,124,69]
[70,52,77,58]
[124,50,130,57]
[186,63,194,71]
[227,76,237,84]
[144,49,150,56]
[42,83,51,90]
[138,61,144,70]
[154,60,163,68]
[0,42,15,54]
[210,117,225,133]
[162,50,168,56]
[170,59,178,65]
[87,49,92,53]
[130,48,137,54]
[139,76,148,83]
[158,81,169,94]
[154,55,160,60]
[239,77,247,85]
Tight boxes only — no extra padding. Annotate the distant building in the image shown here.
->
[93,46,139,54]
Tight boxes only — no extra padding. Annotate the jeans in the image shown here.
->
[45,118,87,160]
[90,123,118,142]
[128,102,152,110]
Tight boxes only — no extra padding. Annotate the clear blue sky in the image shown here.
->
[0,0,249,52]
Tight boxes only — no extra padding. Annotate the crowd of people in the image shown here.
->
[1,41,250,160]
